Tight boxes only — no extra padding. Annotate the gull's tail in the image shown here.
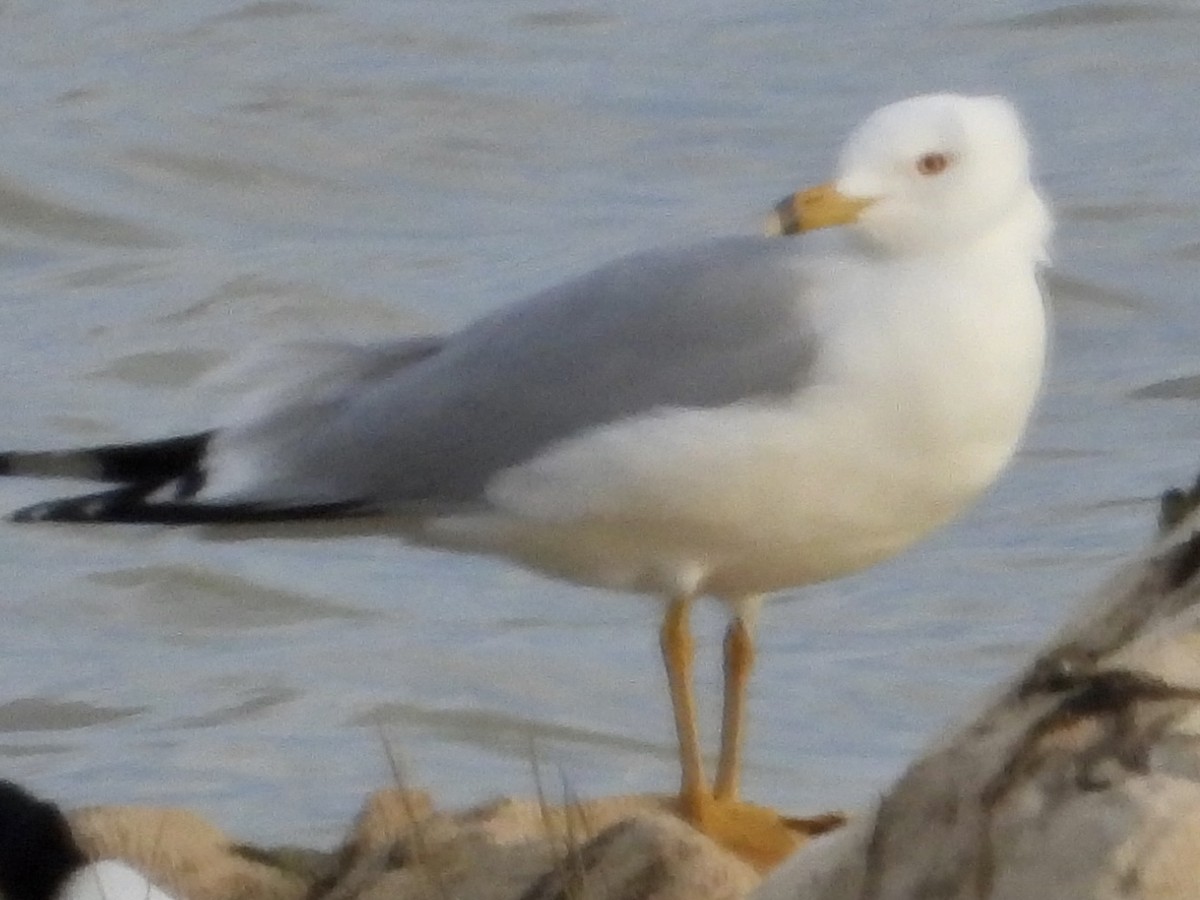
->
[0,432,367,525]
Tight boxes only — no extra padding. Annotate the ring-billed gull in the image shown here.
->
[0,93,1050,869]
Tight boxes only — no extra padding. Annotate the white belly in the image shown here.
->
[420,381,1032,600]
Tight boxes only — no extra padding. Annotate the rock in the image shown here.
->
[68,806,311,900]
[60,791,763,900]
[318,790,760,900]
[755,476,1200,900]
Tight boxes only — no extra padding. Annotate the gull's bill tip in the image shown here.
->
[767,182,875,236]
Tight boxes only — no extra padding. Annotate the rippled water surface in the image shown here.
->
[3,0,1200,844]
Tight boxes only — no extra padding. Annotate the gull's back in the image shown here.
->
[203,235,819,509]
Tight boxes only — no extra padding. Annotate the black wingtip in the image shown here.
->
[10,487,373,526]
[10,488,143,524]
[91,432,213,486]
[0,431,212,490]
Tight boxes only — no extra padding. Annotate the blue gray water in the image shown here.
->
[2,0,1200,845]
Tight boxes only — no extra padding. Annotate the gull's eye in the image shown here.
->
[915,151,952,176]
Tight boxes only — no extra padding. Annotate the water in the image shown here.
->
[2,0,1200,846]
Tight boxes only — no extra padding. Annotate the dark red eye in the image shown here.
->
[916,152,952,176]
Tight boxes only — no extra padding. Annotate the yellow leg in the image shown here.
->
[659,594,707,819]
[714,613,755,800]
[660,595,846,873]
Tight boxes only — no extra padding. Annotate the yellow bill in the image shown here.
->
[766,182,875,236]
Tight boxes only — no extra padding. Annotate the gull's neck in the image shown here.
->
[851,185,1053,267]
[979,186,1053,266]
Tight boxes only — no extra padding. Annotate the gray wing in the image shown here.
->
[207,235,818,507]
